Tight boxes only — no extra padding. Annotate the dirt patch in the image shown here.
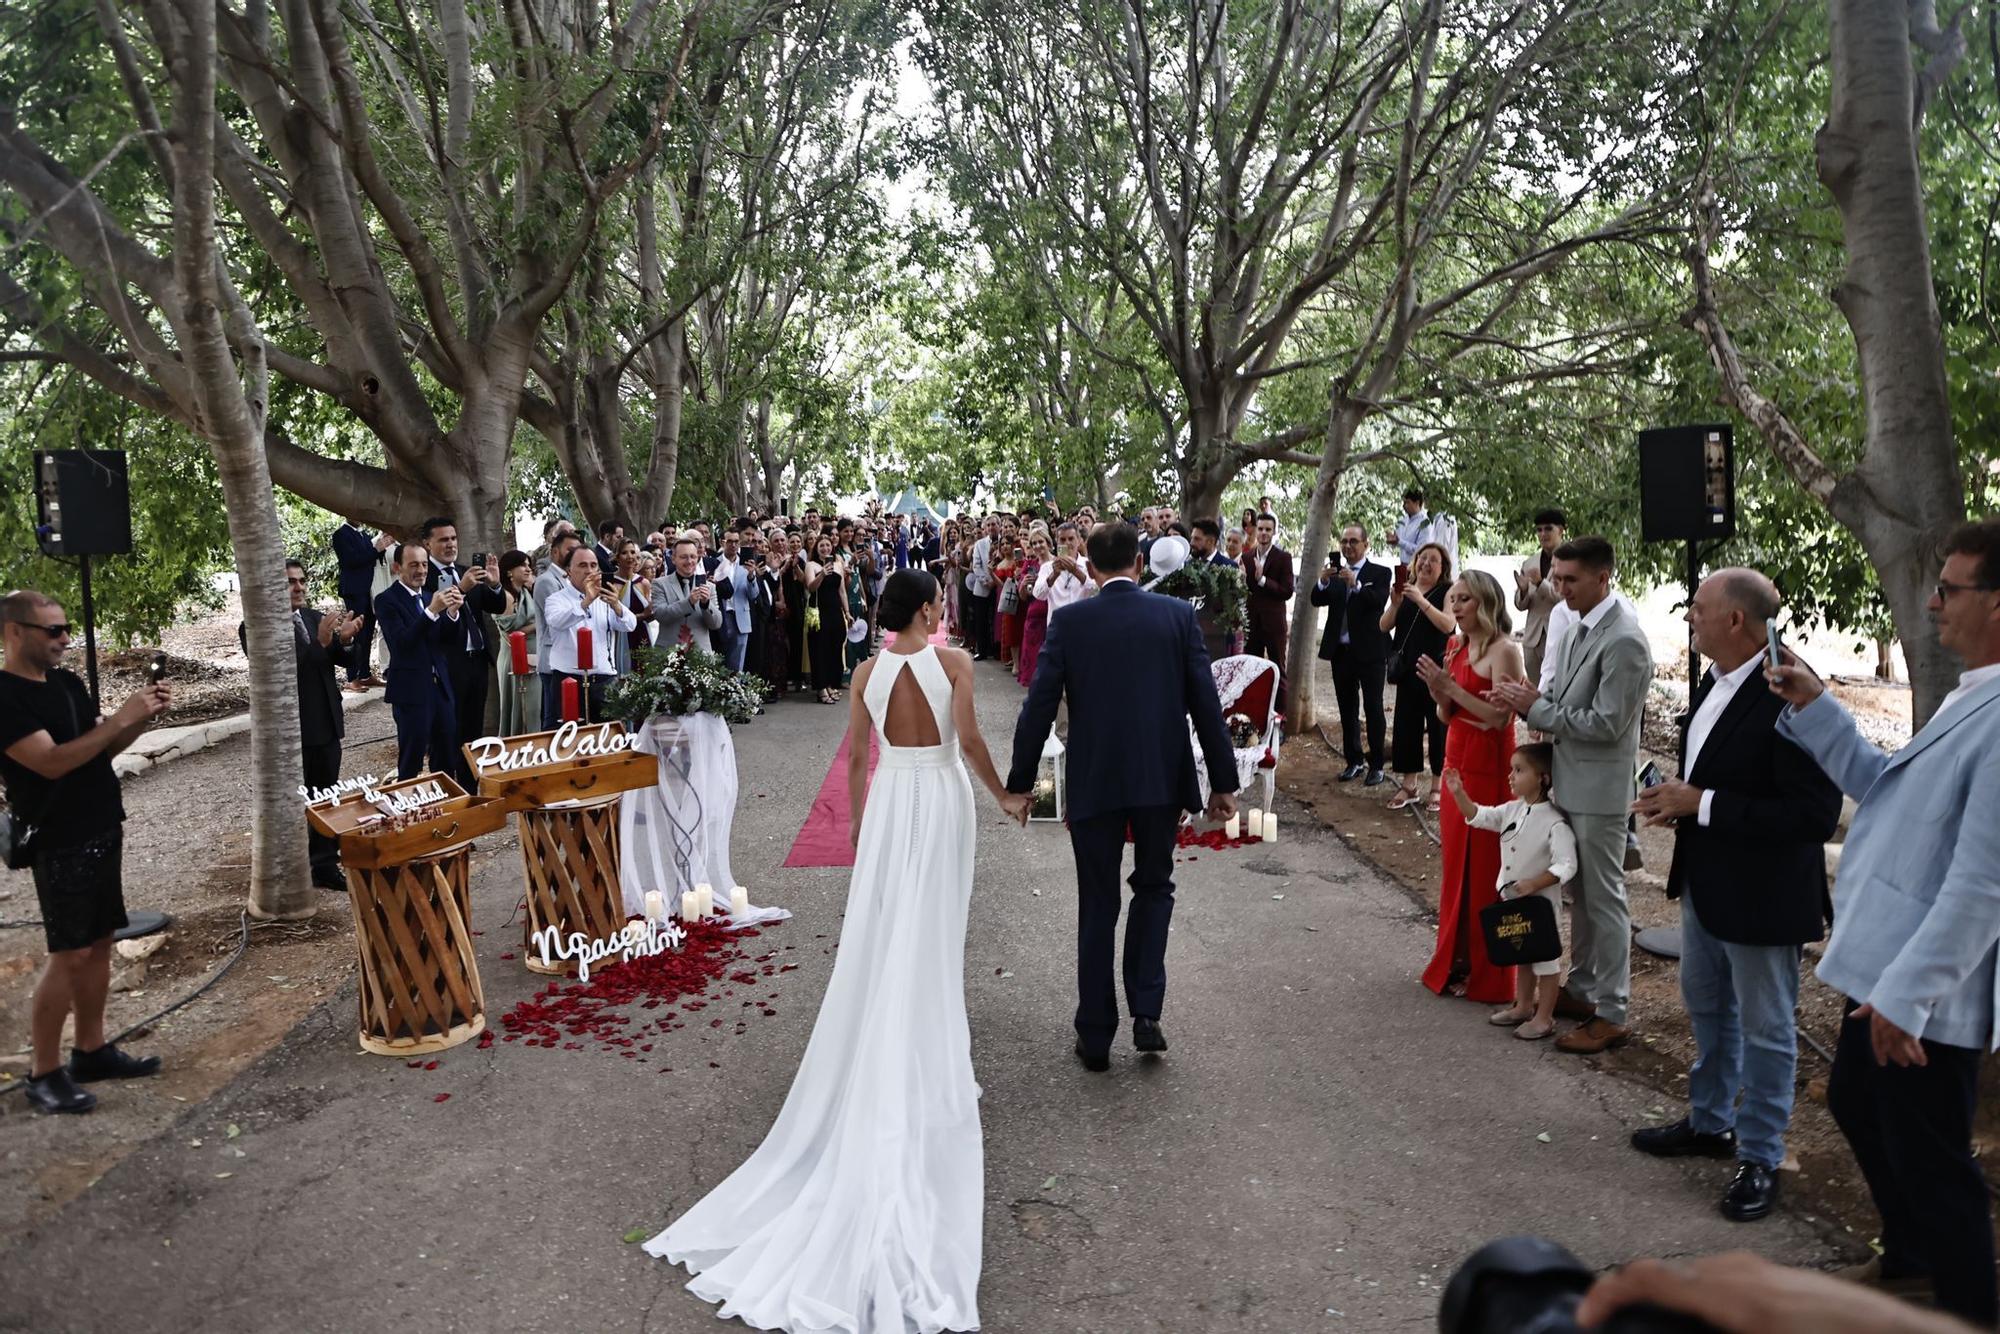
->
[1279,681,1992,1255]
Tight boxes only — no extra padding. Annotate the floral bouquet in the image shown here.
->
[605,644,768,727]
[1151,560,1247,634]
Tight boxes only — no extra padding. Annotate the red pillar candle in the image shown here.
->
[508,630,530,676]
[560,677,580,723]
[576,625,594,672]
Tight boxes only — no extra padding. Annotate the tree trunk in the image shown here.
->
[1814,0,1966,725]
[1282,401,1364,731]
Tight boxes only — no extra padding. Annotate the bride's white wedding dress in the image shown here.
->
[644,644,983,1332]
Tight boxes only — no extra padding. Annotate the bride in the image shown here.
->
[644,568,1028,1332]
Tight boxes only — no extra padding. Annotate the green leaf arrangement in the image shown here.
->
[604,644,770,727]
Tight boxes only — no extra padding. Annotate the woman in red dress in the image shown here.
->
[1414,569,1525,1003]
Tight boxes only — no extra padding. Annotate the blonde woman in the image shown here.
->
[1413,570,1524,1003]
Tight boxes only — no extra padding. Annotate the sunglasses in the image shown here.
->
[21,621,72,638]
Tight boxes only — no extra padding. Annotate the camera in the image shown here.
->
[148,652,168,684]
[1439,1238,1716,1334]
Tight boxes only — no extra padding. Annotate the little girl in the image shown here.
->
[1442,742,1576,1040]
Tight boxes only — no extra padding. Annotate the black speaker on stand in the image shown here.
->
[30,450,165,943]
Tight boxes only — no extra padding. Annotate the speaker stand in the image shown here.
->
[79,554,101,713]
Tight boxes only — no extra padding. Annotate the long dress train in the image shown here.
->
[644,644,982,1332]
[1421,639,1518,1003]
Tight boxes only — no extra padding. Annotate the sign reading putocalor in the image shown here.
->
[531,917,686,983]
[464,721,640,776]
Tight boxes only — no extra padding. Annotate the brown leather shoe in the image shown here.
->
[1553,991,1596,1022]
[1556,1017,1632,1054]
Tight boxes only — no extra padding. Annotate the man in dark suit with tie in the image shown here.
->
[1311,525,1394,785]
[331,517,389,687]
[1628,568,1841,1223]
[243,561,361,890]
[1242,514,1294,672]
[418,517,503,784]
[1189,518,1236,567]
[1008,522,1238,1072]
[374,541,462,781]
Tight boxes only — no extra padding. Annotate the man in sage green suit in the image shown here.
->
[1491,536,1652,1054]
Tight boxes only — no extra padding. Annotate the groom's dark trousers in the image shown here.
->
[1068,805,1180,1040]
[1008,578,1238,1052]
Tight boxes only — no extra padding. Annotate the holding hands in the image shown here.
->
[997,792,1032,826]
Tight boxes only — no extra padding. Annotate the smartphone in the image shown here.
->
[1637,760,1665,790]
[694,572,710,587]
[1394,562,1410,590]
[469,551,487,569]
[149,652,168,684]
[1765,621,1783,673]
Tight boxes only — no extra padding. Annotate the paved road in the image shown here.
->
[2,660,1835,1332]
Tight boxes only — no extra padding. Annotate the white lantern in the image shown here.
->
[1030,733,1066,822]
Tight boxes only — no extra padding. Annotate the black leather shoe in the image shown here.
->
[1363,768,1387,787]
[1133,1018,1167,1053]
[312,867,348,892]
[1073,1039,1110,1073]
[68,1042,162,1083]
[25,1068,97,1114]
[1631,1116,1736,1159]
[1337,764,1366,781]
[1721,1161,1780,1221]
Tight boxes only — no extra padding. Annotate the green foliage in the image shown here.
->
[1152,560,1246,635]
[604,644,767,725]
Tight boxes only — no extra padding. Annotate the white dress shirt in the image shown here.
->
[1935,662,2000,727]
[1392,510,1434,564]
[543,581,638,676]
[1684,652,1764,826]
[1034,555,1093,612]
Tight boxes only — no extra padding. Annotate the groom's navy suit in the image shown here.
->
[1009,578,1238,1050]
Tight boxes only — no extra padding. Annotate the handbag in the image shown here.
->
[1385,648,1406,683]
[1479,890,1563,966]
[996,578,1020,615]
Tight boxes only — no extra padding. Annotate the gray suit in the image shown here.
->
[651,572,723,653]
[1514,556,1562,685]
[1524,597,1652,1025]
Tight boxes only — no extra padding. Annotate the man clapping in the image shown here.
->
[545,546,638,721]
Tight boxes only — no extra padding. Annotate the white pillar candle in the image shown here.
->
[680,890,699,921]
[1238,810,1256,838]
[730,886,750,918]
[1262,813,1279,844]
[696,885,714,918]
[1223,813,1240,840]
[644,890,665,924]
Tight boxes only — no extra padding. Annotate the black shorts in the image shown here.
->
[32,828,128,953]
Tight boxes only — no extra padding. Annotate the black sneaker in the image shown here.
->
[25,1068,97,1114]
[68,1042,163,1083]
[1630,1116,1736,1159]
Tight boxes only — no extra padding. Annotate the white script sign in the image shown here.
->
[531,917,686,983]
[464,721,639,776]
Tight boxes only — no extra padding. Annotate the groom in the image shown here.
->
[1008,521,1239,1071]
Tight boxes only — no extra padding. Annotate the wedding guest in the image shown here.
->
[1223,529,1246,565]
[1489,536,1653,1054]
[545,545,637,722]
[241,560,360,890]
[1240,507,1258,541]
[1514,507,1567,685]
[591,519,622,574]
[993,538,1023,673]
[2,589,172,1115]
[1628,568,1841,1224]
[742,534,781,698]
[1414,571,1522,1004]
[530,516,573,574]
[375,540,463,780]
[1242,513,1294,674]
[652,535,722,654]
[1312,525,1392,786]
[1380,541,1455,811]
[418,517,502,783]
[1190,518,1235,567]
[1766,517,2000,1324]
[1443,741,1575,1039]
[806,535,848,703]
[532,530,582,722]
[714,528,753,672]
[492,550,542,735]
[966,518,997,661]
[782,533,813,691]
[331,516,390,687]
[609,540,654,673]
[845,540,875,679]
[1384,486,1435,565]
[1016,530,1054,686]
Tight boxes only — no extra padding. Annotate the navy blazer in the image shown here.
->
[373,583,458,709]
[332,524,381,610]
[1008,580,1238,821]
[1312,560,1393,663]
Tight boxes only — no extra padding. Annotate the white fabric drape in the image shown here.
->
[1191,654,1283,809]
[619,712,789,928]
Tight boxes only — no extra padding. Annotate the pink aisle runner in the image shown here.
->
[779,620,948,868]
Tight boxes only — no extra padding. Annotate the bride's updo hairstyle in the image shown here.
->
[877,569,940,632]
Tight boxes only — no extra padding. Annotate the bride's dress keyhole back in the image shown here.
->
[645,643,985,1334]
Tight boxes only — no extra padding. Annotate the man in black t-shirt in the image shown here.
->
[1,589,171,1114]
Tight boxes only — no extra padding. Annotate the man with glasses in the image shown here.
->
[1765,518,2000,1326]
[1311,525,1392,785]
[242,561,361,891]
[1,589,171,1114]
[1514,507,1568,685]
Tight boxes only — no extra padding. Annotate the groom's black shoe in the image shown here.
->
[1073,1038,1110,1073]
[1133,1018,1167,1054]
[1337,763,1366,781]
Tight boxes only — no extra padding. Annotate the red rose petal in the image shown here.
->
[433,1093,451,1103]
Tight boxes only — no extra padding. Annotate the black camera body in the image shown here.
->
[1440,1238,1717,1334]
